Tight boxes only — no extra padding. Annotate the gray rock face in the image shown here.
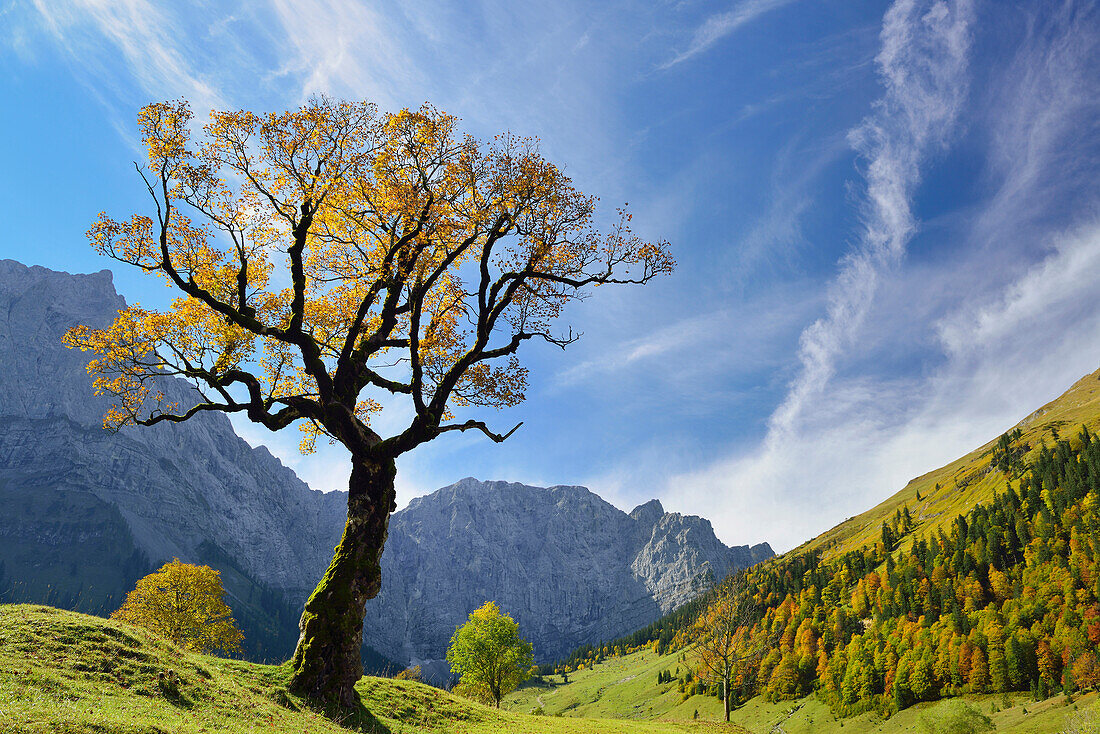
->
[361,478,773,669]
[0,260,346,609]
[0,259,773,669]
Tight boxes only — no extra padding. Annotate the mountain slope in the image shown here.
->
[515,365,1100,728]
[800,366,1100,560]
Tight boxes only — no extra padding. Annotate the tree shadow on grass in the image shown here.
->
[275,688,391,734]
[322,700,393,734]
[157,674,193,709]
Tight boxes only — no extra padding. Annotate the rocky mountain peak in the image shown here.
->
[363,478,773,670]
[629,498,665,526]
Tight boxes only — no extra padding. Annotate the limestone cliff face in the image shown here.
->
[0,260,346,615]
[0,260,773,669]
[362,478,773,669]
[630,504,773,614]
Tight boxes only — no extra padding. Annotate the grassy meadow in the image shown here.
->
[0,604,745,734]
[504,642,1099,733]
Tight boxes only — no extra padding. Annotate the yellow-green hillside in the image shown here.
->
[799,366,1100,560]
[501,366,1100,733]
[504,643,1099,733]
[0,604,743,734]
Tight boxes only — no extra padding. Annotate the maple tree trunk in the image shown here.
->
[288,456,397,707]
[724,672,731,722]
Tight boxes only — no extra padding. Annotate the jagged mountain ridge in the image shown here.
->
[364,478,772,669]
[0,259,772,669]
[0,261,349,596]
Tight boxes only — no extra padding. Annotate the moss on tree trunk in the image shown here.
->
[288,457,396,707]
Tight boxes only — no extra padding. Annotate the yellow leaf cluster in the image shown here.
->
[66,96,673,455]
[112,558,244,655]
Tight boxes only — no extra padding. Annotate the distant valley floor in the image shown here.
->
[504,644,1098,733]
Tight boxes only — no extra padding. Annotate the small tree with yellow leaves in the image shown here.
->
[112,558,243,655]
[447,601,534,708]
[64,96,671,706]
[692,573,761,721]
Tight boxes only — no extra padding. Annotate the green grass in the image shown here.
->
[505,644,1096,732]
[505,647,698,720]
[0,604,746,733]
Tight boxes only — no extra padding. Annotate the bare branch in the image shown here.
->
[437,419,524,443]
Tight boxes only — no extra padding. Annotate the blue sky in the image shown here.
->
[2,0,1099,552]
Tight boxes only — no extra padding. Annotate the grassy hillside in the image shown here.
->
[0,489,397,671]
[516,367,1100,731]
[801,367,1100,560]
[506,643,1098,733]
[0,604,745,733]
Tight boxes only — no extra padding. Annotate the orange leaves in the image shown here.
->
[87,213,159,268]
[64,296,260,430]
[64,306,173,429]
[200,99,382,222]
[72,95,672,452]
[138,100,192,172]
[451,358,528,411]
[1073,650,1100,690]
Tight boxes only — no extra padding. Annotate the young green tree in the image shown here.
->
[112,558,243,655]
[447,601,534,707]
[64,97,672,707]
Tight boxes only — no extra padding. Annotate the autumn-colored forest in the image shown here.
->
[555,424,1100,718]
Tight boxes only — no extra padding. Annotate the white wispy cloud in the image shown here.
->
[661,0,798,69]
[666,216,1100,551]
[727,132,849,284]
[30,0,225,111]
[769,0,973,439]
[938,223,1100,367]
[554,311,728,387]
[654,0,978,549]
[266,0,424,109]
[646,0,1100,554]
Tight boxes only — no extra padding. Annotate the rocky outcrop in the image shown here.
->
[362,478,773,672]
[0,260,773,670]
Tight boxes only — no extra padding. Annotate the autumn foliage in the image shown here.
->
[62,97,673,449]
[112,558,243,655]
[686,426,1100,716]
[555,425,1100,718]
